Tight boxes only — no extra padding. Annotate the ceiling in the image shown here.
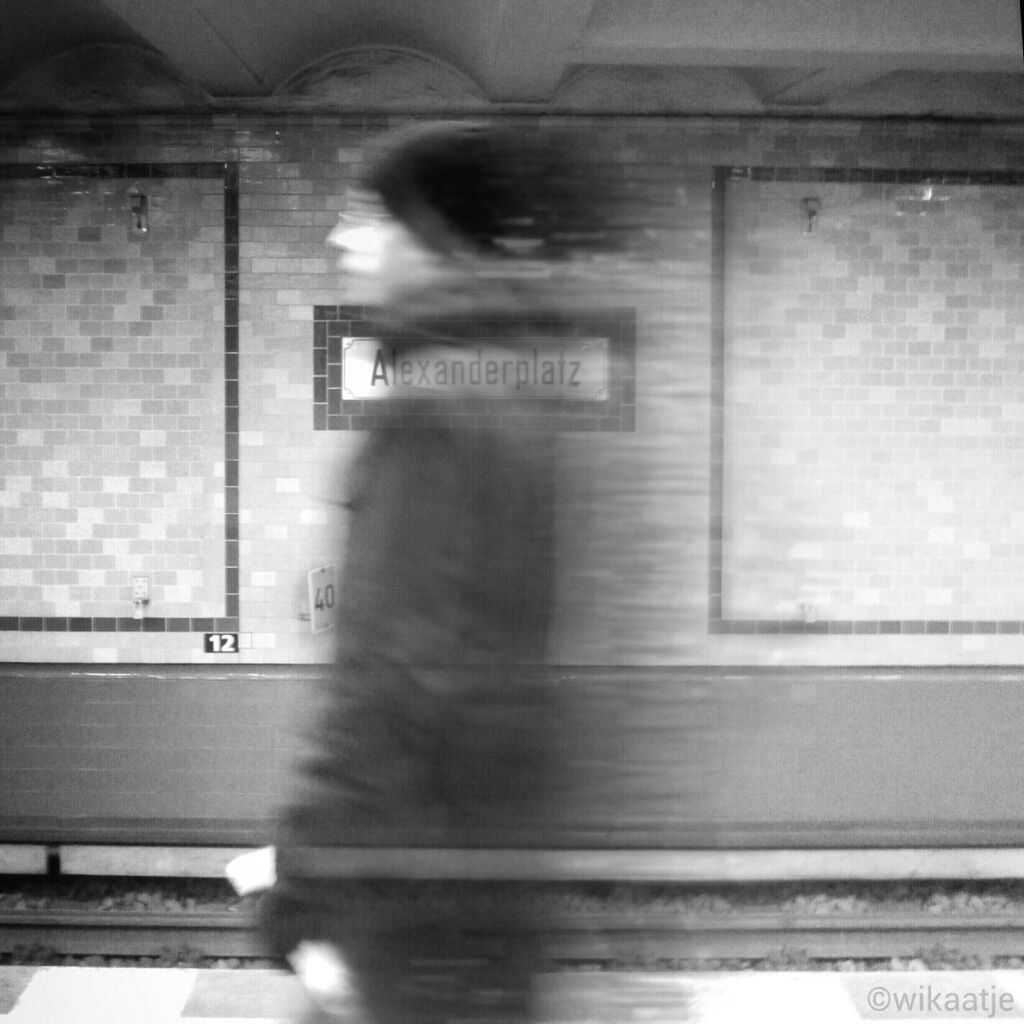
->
[0,0,1022,117]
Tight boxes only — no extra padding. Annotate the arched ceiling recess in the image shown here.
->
[273,46,490,111]
[0,43,209,112]
[553,66,765,115]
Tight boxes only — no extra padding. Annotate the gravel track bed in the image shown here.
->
[6,878,1024,916]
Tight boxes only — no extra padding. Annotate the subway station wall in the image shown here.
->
[2,114,1024,668]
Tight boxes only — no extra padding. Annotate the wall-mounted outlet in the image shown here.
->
[132,576,150,602]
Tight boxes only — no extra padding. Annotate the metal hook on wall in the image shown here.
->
[800,197,821,233]
[128,191,148,234]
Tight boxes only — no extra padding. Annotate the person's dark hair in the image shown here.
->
[360,122,616,261]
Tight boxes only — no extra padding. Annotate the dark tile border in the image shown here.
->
[223,162,240,624]
[0,162,240,634]
[728,167,1024,185]
[709,168,728,625]
[313,305,637,432]
[710,166,1024,636]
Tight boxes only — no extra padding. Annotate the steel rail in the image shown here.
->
[3,909,1024,963]
[0,909,259,958]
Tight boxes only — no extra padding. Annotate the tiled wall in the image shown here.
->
[1,115,1023,666]
[1,171,228,639]
[719,172,1024,635]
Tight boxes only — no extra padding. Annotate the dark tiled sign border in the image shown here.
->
[313,306,636,431]
[710,165,1024,636]
[0,162,240,634]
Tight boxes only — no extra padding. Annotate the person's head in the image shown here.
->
[327,185,444,303]
[327,122,605,303]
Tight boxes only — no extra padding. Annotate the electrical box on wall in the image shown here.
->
[131,576,150,619]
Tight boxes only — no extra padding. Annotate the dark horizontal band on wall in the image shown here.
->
[727,167,1024,185]
[316,411,636,431]
[0,617,239,632]
[0,162,229,180]
[711,619,1024,635]
[4,664,1024,849]
[0,816,272,846]
[312,306,638,325]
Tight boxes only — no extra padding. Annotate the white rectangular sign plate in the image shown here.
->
[340,337,609,401]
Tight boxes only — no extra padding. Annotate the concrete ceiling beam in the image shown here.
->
[577,0,1023,72]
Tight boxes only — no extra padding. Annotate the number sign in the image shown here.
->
[204,632,238,653]
[308,565,337,633]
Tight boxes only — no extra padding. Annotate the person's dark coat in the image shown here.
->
[261,281,575,1024]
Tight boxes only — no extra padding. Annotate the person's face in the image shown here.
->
[327,189,443,303]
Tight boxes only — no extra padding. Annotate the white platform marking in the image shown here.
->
[8,967,196,1024]
[4,968,1024,1022]
[685,973,861,1023]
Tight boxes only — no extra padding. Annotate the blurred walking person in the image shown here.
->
[259,121,614,1023]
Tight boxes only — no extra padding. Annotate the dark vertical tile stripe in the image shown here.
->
[222,163,241,633]
[708,167,728,626]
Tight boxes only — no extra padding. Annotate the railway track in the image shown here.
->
[0,909,258,959]
[3,908,1024,964]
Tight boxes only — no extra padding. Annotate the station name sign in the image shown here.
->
[340,337,608,401]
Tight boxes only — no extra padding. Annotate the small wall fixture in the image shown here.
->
[129,192,148,234]
[800,197,821,233]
